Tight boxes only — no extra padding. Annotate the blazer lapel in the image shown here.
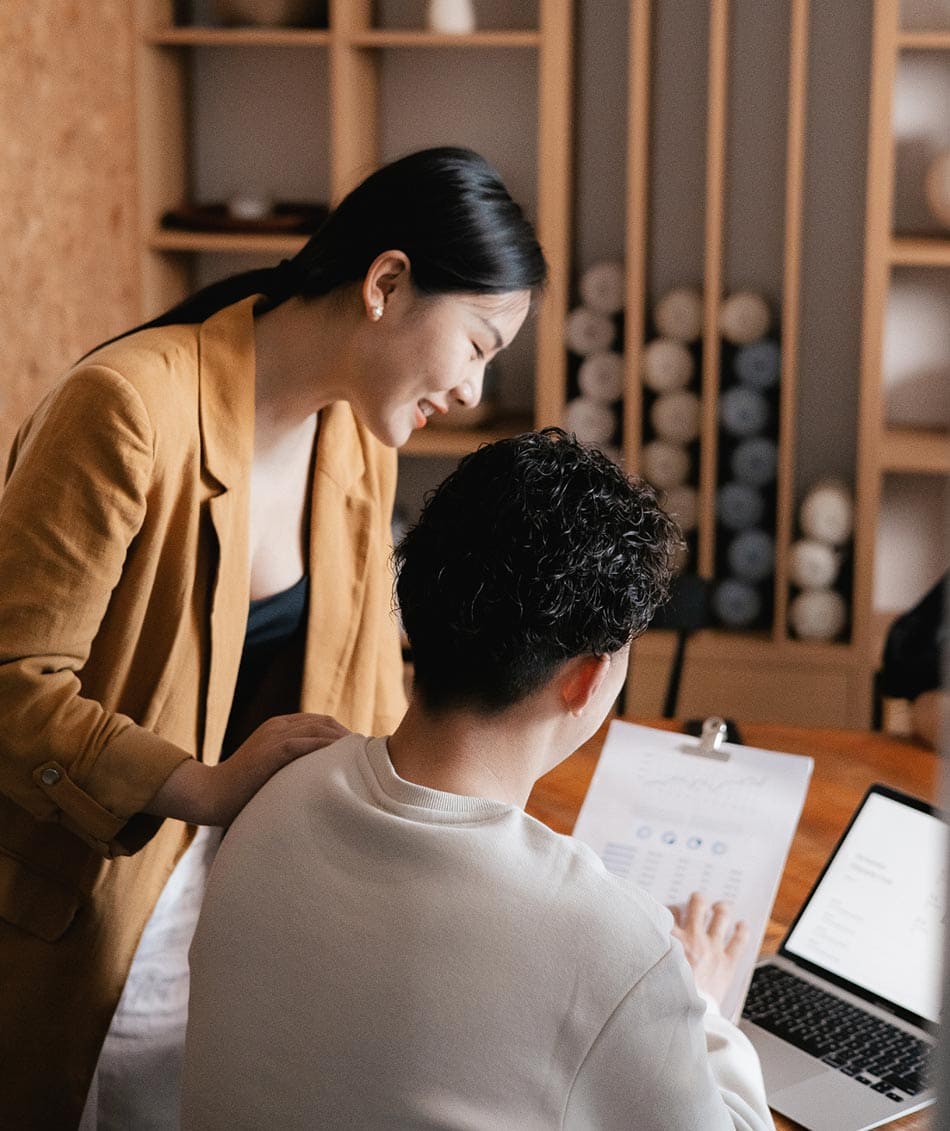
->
[197,298,257,763]
[301,402,374,718]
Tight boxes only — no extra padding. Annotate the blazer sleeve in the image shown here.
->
[563,942,774,1131]
[0,366,192,857]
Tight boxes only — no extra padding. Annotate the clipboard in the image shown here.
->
[678,715,733,761]
[572,717,813,1020]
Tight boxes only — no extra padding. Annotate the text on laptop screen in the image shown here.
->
[783,791,946,1024]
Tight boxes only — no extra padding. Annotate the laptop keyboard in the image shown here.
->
[742,964,930,1101]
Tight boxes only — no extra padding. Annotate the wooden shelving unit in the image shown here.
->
[620,0,874,725]
[854,0,950,704]
[130,0,937,728]
[132,0,573,462]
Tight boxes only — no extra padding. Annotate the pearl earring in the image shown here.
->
[371,303,383,320]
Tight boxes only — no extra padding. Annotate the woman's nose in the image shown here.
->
[454,371,483,408]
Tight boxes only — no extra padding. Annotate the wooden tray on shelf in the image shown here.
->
[160,202,329,234]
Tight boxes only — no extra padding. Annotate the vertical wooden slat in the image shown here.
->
[854,0,900,663]
[134,0,191,317]
[624,0,652,476]
[534,0,574,429]
[623,0,653,712]
[329,0,378,203]
[773,0,810,642]
[698,0,730,578]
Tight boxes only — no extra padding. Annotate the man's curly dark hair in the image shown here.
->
[394,428,682,714]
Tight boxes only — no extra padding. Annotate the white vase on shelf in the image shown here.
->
[427,0,476,35]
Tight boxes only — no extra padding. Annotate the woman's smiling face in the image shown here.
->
[354,285,532,449]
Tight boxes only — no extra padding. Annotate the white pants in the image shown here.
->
[79,826,221,1131]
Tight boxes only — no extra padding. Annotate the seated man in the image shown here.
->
[183,429,773,1130]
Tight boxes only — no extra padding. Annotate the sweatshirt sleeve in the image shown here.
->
[563,942,774,1131]
[0,366,192,857]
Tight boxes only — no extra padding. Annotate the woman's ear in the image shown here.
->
[560,654,611,718]
[362,250,411,321]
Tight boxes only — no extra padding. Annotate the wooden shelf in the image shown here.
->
[897,30,950,50]
[890,236,950,266]
[855,1,950,719]
[144,27,331,46]
[401,415,534,457]
[149,229,309,254]
[636,628,855,662]
[346,30,540,49]
[880,427,950,474]
[143,27,541,49]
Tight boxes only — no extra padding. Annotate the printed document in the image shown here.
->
[572,719,813,1019]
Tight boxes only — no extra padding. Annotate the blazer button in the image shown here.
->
[40,767,61,786]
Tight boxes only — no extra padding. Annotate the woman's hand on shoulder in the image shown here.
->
[146,713,350,827]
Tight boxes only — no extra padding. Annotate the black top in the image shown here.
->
[220,575,310,760]
[881,572,947,702]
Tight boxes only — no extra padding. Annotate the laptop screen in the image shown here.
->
[781,786,947,1027]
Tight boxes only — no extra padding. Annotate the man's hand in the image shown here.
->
[670,891,749,1008]
[146,713,350,827]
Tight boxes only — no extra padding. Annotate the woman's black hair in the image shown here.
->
[87,147,546,354]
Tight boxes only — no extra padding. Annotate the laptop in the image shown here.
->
[739,783,946,1131]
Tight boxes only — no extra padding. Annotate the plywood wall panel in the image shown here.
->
[0,4,139,466]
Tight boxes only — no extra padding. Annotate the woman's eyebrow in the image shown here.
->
[478,317,503,351]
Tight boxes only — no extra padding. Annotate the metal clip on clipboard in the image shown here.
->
[678,716,732,762]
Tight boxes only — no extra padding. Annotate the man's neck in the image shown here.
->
[386,698,562,808]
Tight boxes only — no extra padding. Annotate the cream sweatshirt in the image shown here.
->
[183,734,773,1130]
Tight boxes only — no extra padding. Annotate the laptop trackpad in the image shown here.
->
[770,1072,896,1131]
[740,1024,826,1091]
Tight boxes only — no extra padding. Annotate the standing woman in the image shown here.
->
[0,146,546,1128]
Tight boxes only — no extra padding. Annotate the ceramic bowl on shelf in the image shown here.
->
[213,0,326,27]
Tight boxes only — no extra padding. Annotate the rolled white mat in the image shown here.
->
[641,440,690,490]
[565,306,615,356]
[662,485,698,534]
[579,261,625,315]
[789,538,841,590]
[717,481,765,530]
[727,529,775,583]
[734,339,781,390]
[578,351,624,403]
[564,396,616,445]
[641,338,695,393]
[799,479,853,546]
[654,286,703,343]
[789,588,847,641]
[719,385,770,438]
[650,390,701,445]
[712,578,762,628]
[718,291,771,344]
[730,436,778,487]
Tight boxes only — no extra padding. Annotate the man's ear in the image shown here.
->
[560,654,611,717]
[362,250,411,319]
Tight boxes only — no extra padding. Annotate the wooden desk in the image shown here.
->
[526,718,942,1131]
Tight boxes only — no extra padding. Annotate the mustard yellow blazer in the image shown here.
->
[0,298,407,1126]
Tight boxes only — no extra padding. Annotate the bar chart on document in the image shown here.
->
[572,720,813,1017]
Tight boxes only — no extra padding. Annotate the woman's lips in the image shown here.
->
[414,399,442,429]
